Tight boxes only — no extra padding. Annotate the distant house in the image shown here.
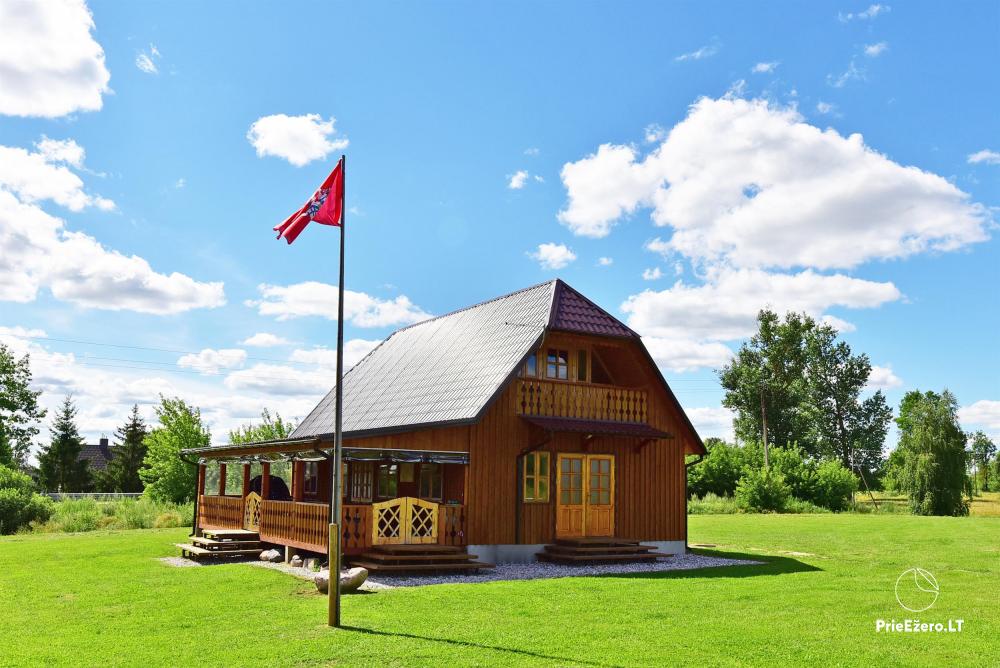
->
[181,280,706,569]
[80,437,116,472]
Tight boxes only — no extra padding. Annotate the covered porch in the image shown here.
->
[189,441,469,557]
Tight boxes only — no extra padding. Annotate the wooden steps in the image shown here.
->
[347,545,494,573]
[177,529,263,561]
[538,537,673,564]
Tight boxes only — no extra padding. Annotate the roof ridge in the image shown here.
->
[388,279,556,336]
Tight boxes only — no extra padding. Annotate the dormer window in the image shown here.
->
[522,351,538,377]
[546,349,569,380]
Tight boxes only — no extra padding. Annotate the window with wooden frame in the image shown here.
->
[418,464,443,501]
[523,451,550,502]
[303,461,319,495]
[546,349,569,380]
[521,351,538,377]
[349,461,374,502]
[376,463,398,499]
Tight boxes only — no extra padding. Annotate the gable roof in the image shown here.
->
[290,279,701,453]
[79,440,115,471]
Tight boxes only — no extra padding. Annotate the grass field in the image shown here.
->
[1,514,997,667]
[854,491,1000,517]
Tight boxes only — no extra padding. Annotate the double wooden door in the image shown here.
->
[556,454,615,537]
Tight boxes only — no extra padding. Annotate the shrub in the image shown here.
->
[687,493,740,514]
[687,441,745,498]
[0,465,54,534]
[813,460,859,511]
[735,468,791,512]
[153,510,184,528]
[783,497,831,514]
[31,497,192,533]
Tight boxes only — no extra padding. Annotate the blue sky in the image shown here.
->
[0,0,997,449]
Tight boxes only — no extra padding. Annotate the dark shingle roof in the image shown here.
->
[80,441,115,471]
[289,280,650,441]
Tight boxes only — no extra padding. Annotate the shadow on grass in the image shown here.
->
[600,549,822,582]
[341,625,628,668]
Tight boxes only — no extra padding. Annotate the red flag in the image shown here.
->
[273,158,344,244]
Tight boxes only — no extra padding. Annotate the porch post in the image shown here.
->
[292,461,303,502]
[194,463,206,537]
[261,462,271,500]
[242,464,251,498]
[218,463,227,496]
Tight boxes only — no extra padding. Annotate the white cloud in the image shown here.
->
[0,189,225,313]
[524,147,540,156]
[597,256,614,266]
[683,406,735,441]
[0,0,111,118]
[968,149,1000,165]
[248,282,430,327]
[241,332,291,347]
[819,314,857,332]
[864,42,889,57]
[642,267,663,281]
[675,44,718,62]
[508,171,542,189]
[959,400,1000,439]
[816,101,836,115]
[866,364,903,390]
[247,113,348,167]
[0,140,114,211]
[752,61,779,73]
[135,51,157,74]
[290,339,380,370]
[645,337,733,373]
[561,98,990,269]
[224,363,330,396]
[177,348,247,374]
[839,4,890,22]
[621,268,901,341]
[644,124,667,144]
[174,177,186,189]
[36,137,85,167]
[827,58,866,87]
[528,243,577,270]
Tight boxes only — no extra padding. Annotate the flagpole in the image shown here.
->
[328,154,346,628]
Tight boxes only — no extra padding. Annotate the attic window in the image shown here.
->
[522,351,538,377]
[546,349,569,380]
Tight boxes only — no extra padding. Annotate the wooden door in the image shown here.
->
[556,454,615,538]
[556,454,585,537]
[585,455,615,536]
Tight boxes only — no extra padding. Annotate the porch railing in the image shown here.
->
[199,495,244,530]
[259,500,329,552]
[517,379,648,423]
[197,496,466,555]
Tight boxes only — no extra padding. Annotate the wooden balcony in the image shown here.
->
[516,378,649,423]
[197,496,466,555]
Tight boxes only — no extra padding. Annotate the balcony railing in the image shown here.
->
[517,378,648,423]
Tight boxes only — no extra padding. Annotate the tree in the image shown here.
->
[99,405,149,493]
[894,390,969,516]
[0,342,46,469]
[228,408,295,445]
[720,310,814,458]
[36,396,92,493]
[968,431,997,492]
[803,323,892,483]
[140,396,210,503]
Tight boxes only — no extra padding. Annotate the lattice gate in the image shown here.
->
[243,492,262,532]
[371,497,438,545]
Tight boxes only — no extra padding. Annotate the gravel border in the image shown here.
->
[367,552,761,588]
[160,552,761,590]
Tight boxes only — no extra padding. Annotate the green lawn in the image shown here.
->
[1,515,997,667]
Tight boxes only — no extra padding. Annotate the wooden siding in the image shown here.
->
[467,330,690,545]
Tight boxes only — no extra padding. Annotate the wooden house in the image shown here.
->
[180,280,705,570]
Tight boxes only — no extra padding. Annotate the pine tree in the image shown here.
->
[100,405,149,493]
[37,396,92,493]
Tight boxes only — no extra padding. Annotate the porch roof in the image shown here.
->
[182,438,469,465]
[520,416,673,440]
